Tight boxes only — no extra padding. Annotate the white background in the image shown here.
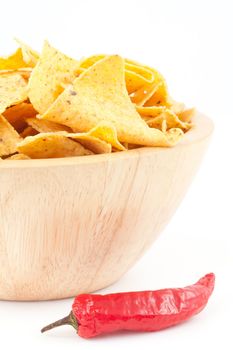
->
[0,0,232,348]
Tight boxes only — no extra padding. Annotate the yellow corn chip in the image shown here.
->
[75,67,85,76]
[0,41,194,160]
[0,114,22,156]
[80,55,155,94]
[3,103,37,132]
[20,126,38,138]
[137,106,191,131]
[67,122,124,153]
[124,60,154,94]
[137,105,166,117]
[80,55,155,83]
[169,99,195,122]
[146,112,191,131]
[80,55,105,69]
[125,70,148,94]
[14,38,39,67]
[6,153,30,160]
[178,108,196,123]
[68,134,111,154]
[165,128,184,144]
[125,69,153,94]
[0,40,38,71]
[26,117,72,133]
[0,48,26,70]
[81,121,125,151]
[17,132,93,159]
[125,59,169,106]
[80,55,169,102]
[143,69,169,107]
[144,81,168,106]
[41,55,178,147]
[25,120,112,154]
[28,41,81,114]
[125,60,154,81]
[126,61,169,107]
[0,73,28,114]
[170,101,186,114]
[0,67,32,80]
[130,81,161,106]
[80,55,157,94]
[161,119,168,133]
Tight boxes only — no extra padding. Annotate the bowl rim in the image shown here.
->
[0,111,214,169]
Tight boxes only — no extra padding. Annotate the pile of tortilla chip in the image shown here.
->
[0,40,195,160]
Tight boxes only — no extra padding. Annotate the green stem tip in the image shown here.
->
[41,311,78,333]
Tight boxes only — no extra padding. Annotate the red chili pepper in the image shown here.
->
[41,273,215,338]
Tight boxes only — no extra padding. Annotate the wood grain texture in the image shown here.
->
[0,112,214,300]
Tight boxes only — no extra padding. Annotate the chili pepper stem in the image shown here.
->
[41,311,78,333]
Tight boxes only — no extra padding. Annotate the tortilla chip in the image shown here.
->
[20,126,38,138]
[161,120,168,133]
[0,67,32,80]
[68,134,111,154]
[125,60,168,105]
[178,108,196,123]
[67,122,125,153]
[124,70,146,94]
[40,55,177,147]
[81,121,125,151]
[17,132,93,159]
[0,48,26,70]
[125,69,152,94]
[143,69,169,107]
[79,55,170,103]
[25,120,112,154]
[125,60,154,81]
[14,38,39,67]
[26,117,72,133]
[127,61,169,107]
[6,153,30,160]
[80,55,155,82]
[137,105,166,118]
[0,114,22,156]
[130,81,161,106]
[166,128,184,144]
[170,101,186,114]
[80,55,155,94]
[80,55,105,69]
[17,68,32,80]
[143,82,168,106]
[0,73,28,114]
[3,103,37,132]
[0,40,38,71]
[137,106,191,131]
[28,41,81,114]
[146,113,191,131]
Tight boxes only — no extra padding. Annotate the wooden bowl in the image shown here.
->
[0,112,213,300]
